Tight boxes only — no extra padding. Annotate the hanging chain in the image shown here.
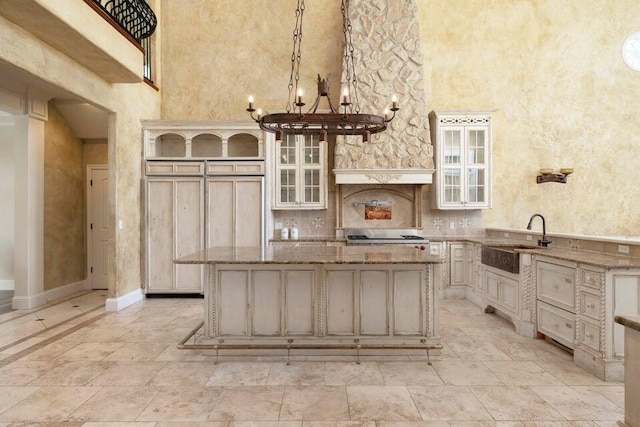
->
[287,0,305,113]
[342,0,360,114]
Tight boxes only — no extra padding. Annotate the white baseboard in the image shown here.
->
[0,280,14,290]
[105,287,143,312]
[12,279,87,310]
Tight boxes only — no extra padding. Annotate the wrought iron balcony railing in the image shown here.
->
[89,0,157,42]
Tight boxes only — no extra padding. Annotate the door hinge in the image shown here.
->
[90,179,93,186]
[90,267,93,273]
[90,223,93,230]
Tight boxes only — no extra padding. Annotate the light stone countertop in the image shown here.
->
[266,235,640,269]
[435,236,640,269]
[615,315,640,332]
[175,245,443,265]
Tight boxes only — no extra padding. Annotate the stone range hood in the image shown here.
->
[333,0,434,185]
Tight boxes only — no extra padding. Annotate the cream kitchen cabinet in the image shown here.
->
[324,265,430,336]
[535,257,577,349]
[430,112,492,210]
[217,266,317,336]
[143,121,266,294]
[533,255,640,381]
[146,175,205,293]
[466,243,485,306]
[485,266,520,317]
[445,242,468,298]
[273,133,327,209]
[206,176,264,248]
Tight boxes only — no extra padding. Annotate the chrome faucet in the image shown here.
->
[527,214,551,247]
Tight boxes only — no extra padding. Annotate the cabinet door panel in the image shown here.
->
[613,275,640,357]
[360,270,389,335]
[537,301,575,349]
[235,178,263,246]
[252,270,281,336]
[393,270,423,335]
[207,179,234,247]
[285,270,315,335]
[207,177,263,248]
[218,270,248,336]
[500,276,518,313]
[326,270,356,335]
[450,244,466,286]
[486,271,499,302]
[175,179,204,291]
[537,262,576,312]
[431,113,492,209]
[147,180,174,290]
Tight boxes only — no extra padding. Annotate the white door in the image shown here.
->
[88,167,109,289]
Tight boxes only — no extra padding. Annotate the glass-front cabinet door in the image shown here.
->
[430,112,492,209]
[274,134,327,209]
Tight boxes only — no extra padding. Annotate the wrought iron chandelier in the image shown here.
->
[246,0,399,143]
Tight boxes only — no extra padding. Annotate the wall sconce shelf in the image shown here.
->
[536,168,573,184]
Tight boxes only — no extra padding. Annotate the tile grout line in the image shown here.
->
[0,304,105,353]
[0,308,109,369]
[0,290,99,326]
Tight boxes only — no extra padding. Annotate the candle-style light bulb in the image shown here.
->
[257,108,262,119]
[391,94,398,111]
[384,108,390,121]
[296,88,303,105]
[342,88,350,105]
[248,95,254,110]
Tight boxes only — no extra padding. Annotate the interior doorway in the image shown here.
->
[87,165,108,289]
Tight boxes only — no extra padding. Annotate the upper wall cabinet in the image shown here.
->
[143,121,264,160]
[429,112,492,210]
[273,133,328,210]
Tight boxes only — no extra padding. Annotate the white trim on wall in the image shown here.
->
[0,280,14,290]
[105,287,143,312]
[12,279,87,310]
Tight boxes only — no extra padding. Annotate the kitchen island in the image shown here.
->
[176,245,443,352]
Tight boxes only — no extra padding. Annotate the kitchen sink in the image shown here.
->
[480,244,536,274]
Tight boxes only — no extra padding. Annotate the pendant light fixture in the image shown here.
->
[246,0,399,143]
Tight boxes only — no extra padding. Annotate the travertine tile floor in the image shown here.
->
[0,291,625,426]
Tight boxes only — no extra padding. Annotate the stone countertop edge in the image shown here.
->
[175,246,443,265]
[615,315,640,332]
[442,237,640,269]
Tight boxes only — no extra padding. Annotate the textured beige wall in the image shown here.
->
[0,12,161,299]
[161,0,640,238]
[417,0,640,237]
[160,0,343,120]
[83,139,108,165]
[44,102,85,290]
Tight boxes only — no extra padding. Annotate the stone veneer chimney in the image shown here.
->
[333,0,434,185]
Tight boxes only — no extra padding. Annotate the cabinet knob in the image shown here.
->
[552,283,560,290]
[586,333,594,339]
[586,303,594,309]
[565,322,572,329]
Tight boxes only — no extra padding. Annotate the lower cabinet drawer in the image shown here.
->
[537,301,575,349]
[580,292,601,322]
[577,320,601,353]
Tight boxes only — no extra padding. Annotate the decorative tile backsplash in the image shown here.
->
[272,186,485,238]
